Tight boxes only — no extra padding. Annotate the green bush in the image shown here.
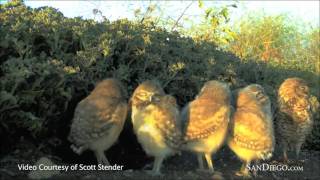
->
[0,1,319,151]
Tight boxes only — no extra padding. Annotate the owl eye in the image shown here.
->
[150,94,161,102]
[136,91,151,101]
[139,92,146,96]
[138,91,148,97]
[299,86,306,90]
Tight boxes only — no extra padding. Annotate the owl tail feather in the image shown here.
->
[259,150,273,160]
[70,144,88,155]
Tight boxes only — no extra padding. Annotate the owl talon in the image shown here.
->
[283,157,288,164]
[70,144,86,155]
[282,157,289,164]
[95,151,110,166]
[142,163,153,170]
[235,171,251,178]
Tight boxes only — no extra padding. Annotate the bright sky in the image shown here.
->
[2,1,319,28]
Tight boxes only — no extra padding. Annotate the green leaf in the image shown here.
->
[198,0,204,8]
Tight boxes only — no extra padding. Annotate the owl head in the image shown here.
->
[197,80,231,103]
[130,80,165,107]
[279,77,310,102]
[93,78,127,99]
[237,84,270,108]
[151,94,177,107]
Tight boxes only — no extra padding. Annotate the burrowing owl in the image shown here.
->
[181,80,231,173]
[130,81,181,175]
[276,77,315,161]
[228,84,274,177]
[68,78,128,165]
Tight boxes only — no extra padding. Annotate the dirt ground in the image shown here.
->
[1,141,319,180]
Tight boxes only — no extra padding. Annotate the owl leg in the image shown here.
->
[252,160,259,177]
[197,153,204,170]
[150,156,164,176]
[295,142,303,160]
[282,143,288,163]
[95,151,110,165]
[242,162,250,177]
[236,161,251,177]
[204,153,214,173]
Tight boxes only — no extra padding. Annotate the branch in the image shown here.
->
[171,1,194,31]
[140,1,153,23]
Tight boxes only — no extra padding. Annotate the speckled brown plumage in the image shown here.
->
[276,77,315,161]
[68,78,128,165]
[182,80,231,172]
[153,95,183,150]
[228,84,274,177]
[130,80,181,175]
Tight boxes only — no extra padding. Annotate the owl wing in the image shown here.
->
[279,96,314,123]
[275,110,296,143]
[152,103,182,150]
[183,99,230,141]
[69,96,127,146]
[232,110,273,151]
[309,95,319,115]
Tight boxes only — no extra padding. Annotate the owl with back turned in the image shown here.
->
[68,78,128,165]
[228,84,274,177]
[130,80,182,175]
[276,77,316,162]
[181,80,232,173]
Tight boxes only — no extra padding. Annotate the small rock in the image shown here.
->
[124,169,133,172]
[0,168,15,176]
[212,171,224,180]
[28,157,60,180]
[83,175,100,179]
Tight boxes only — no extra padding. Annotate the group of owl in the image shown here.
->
[68,77,318,176]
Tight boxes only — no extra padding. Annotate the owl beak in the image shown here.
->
[257,93,268,104]
[150,93,161,102]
